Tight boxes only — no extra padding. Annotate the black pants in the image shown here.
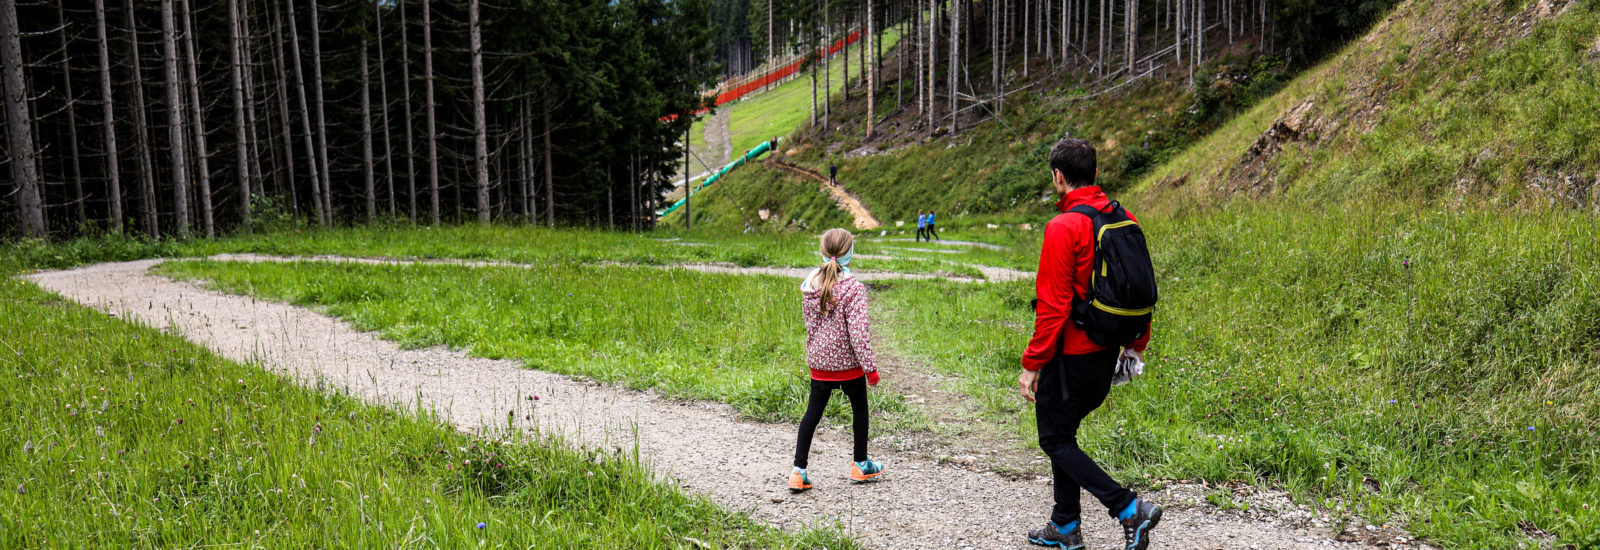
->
[1036,348,1137,525]
[925,224,939,240]
[915,227,926,241]
[794,376,869,468]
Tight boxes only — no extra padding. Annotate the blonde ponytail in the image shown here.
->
[816,228,854,315]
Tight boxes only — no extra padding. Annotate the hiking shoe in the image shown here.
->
[849,459,884,482]
[1119,499,1163,550]
[787,468,812,492]
[1026,521,1085,548]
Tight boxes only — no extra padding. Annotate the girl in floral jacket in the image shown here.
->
[789,228,885,492]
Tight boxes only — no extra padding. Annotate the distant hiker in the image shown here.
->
[1020,138,1162,549]
[828,163,839,186]
[925,210,940,241]
[790,228,885,492]
[915,210,928,241]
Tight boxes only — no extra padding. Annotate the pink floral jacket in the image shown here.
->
[801,271,879,383]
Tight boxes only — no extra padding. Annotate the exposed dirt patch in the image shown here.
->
[766,158,882,230]
[1229,98,1321,194]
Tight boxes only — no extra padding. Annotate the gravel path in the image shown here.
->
[25,260,1411,550]
[202,253,1036,284]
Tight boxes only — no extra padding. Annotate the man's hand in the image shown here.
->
[1018,369,1040,403]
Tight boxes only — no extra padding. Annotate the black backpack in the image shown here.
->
[1065,201,1158,348]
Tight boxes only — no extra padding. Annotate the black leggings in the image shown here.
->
[794,376,869,468]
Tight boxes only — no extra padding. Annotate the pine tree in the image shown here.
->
[1,0,43,237]
[94,0,124,233]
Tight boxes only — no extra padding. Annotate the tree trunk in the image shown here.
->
[361,35,376,223]
[866,0,874,140]
[542,91,552,227]
[1061,0,1069,66]
[94,0,123,233]
[1,0,43,237]
[56,1,87,227]
[926,0,934,130]
[286,0,326,224]
[228,0,251,231]
[180,0,213,237]
[401,0,417,222]
[948,0,958,131]
[470,0,489,225]
[1126,0,1136,74]
[376,0,394,218]
[1023,0,1030,76]
[310,0,332,224]
[423,0,440,224]
[823,1,830,133]
[128,0,160,237]
[161,0,192,237]
[271,0,299,216]
[241,0,263,206]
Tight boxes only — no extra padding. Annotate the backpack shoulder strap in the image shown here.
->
[1067,204,1103,220]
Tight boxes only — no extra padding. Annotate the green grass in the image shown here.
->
[1137,0,1600,207]
[687,25,906,178]
[154,260,911,425]
[0,274,854,548]
[870,202,1600,548]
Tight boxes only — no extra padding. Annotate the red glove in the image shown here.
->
[866,371,880,386]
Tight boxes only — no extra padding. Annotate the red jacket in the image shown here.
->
[1023,186,1151,371]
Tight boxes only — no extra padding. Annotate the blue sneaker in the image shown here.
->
[1119,499,1163,550]
[849,459,884,482]
[1026,521,1085,548]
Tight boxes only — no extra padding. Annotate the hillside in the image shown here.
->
[664,0,1600,547]
[1138,0,1598,210]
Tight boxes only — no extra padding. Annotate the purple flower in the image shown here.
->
[476,522,486,530]
[1387,400,1397,404]
[1528,426,1536,431]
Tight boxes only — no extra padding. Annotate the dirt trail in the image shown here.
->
[768,159,882,231]
[25,261,1408,550]
[202,253,1033,283]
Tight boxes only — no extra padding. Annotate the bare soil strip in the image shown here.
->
[25,261,1400,549]
[767,159,883,230]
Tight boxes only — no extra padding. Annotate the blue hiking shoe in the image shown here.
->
[1118,499,1163,550]
[1026,520,1085,548]
[849,459,884,482]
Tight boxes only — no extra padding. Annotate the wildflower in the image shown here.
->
[1402,259,1410,269]
[476,522,487,530]
[1387,400,1396,404]
[1528,426,1536,431]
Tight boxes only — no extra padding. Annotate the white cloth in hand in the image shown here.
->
[1111,349,1145,387]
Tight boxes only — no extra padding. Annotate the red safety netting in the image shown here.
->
[665,29,861,122]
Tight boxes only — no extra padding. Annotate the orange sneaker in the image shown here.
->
[787,468,813,492]
[849,459,884,482]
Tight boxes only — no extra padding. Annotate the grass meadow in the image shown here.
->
[876,203,1600,548]
[74,199,1598,547]
[0,270,854,548]
[7,198,1600,547]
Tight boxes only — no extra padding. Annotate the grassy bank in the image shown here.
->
[4,224,1011,279]
[0,274,854,548]
[154,260,911,425]
[874,202,1600,547]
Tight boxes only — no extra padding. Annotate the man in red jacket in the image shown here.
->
[1020,138,1162,550]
